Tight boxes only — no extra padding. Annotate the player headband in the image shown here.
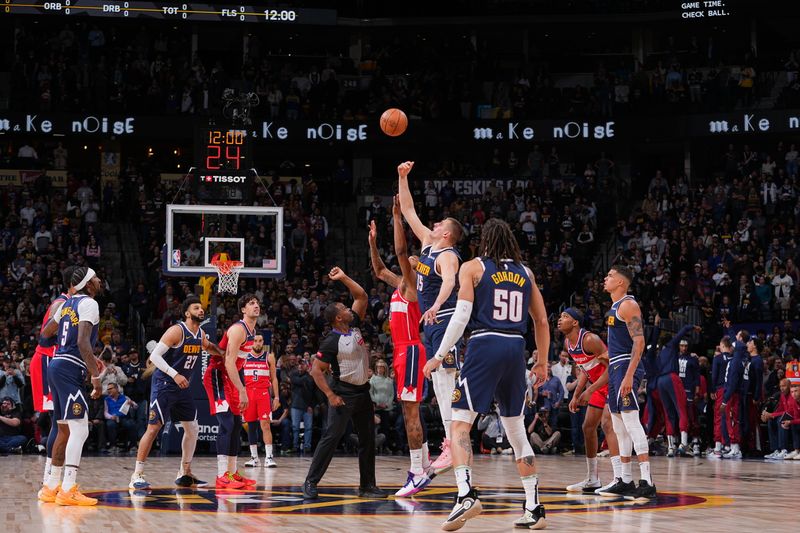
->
[74,268,96,290]
[564,307,582,323]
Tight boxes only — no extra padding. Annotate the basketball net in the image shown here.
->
[211,253,243,294]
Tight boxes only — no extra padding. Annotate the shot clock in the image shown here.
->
[192,127,255,204]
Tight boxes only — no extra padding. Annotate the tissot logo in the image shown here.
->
[202,175,248,183]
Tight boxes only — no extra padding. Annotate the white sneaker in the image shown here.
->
[264,456,277,468]
[595,478,619,495]
[244,456,260,467]
[501,448,513,455]
[666,447,675,458]
[793,451,800,460]
[129,473,150,490]
[692,444,701,457]
[442,488,481,531]
[566,478,601,493]
[597,449,610,457]
[785,450,799,460]
[764,451,777,460]
[513,504,546,529]
[723,450,742,459]
[394,470,433,497]
[776,450,788,460]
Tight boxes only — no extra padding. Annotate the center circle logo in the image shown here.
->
[87,485,726,516]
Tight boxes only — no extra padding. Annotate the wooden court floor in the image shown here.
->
[2,453,797,532]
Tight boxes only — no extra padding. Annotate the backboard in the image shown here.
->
[164,204,284,278]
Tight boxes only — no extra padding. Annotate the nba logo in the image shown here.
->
[172,249,181,267]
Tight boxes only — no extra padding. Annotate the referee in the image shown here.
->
[303,267,387,500]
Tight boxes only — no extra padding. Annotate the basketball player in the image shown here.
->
[557,308,622,495]
[368,197,433,497]
[710,336,733,456]
[677,335,702,456]
[203,294,259,489]
[652,324,696,457]
[129,296,224,490]
[34,266,76,495]
[596,265,656,501]
[38,267,104,505]
[423,219,550,531]
[243,333,280,468]
[398,160,464,473]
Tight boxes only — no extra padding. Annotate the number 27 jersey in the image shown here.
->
[153,322,203,388]
[468,257,531,333]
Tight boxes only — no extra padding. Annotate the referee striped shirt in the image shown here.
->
[316,314,370,387]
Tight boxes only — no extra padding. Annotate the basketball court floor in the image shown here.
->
[4,454,796,532]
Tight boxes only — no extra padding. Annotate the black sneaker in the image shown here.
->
[175,474,208,487]
[596,478,636,498]
[302,480,318,499]
[357,485,388,498]
[514,503,546,529]
[442,488,482,531]
[626,480,657,501]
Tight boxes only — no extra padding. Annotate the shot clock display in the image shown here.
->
[202,128,248,171]
[193,127,255,204]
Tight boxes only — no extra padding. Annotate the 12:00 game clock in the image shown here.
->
[193,127,255,203]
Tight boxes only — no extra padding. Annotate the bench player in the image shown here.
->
[130,296,224,490]
[557,308,622,495]
[424,219,550,531]
[368,197,434,496]
[203,294,260,489]
[243,332,280,468]
[398,161,464,473]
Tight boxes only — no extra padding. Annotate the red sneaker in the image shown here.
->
[232,470,256,486]
[215,473,245,489]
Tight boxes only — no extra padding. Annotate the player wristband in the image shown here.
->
[434,352,446,361]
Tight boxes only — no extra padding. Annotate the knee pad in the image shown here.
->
[66,418,90,441]
[451,408,477,425]
[500,415,534,461]
[181,420,199,440]
[621,410,649,455]
[611,413,633,457]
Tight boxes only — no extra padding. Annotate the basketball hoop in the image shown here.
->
[211,259,243,294]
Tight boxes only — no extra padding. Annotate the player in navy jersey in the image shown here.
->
[38,266,104,506]
[424,219,550,531]
[129,296,224,490]
[398,161,465,473]
[677,336,702,456]
[596,265,656,501]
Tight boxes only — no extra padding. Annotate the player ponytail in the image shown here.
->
[480,218,522,266]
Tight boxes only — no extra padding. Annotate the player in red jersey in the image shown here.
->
[558,308,622,495]
[243,332,280,468]
[33,266,76,490]
[202,293,259,489]
[368,196,434,497]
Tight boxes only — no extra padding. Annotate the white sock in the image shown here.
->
[611,455,622,479]
[217,455,228,477]
[228,455,237,473]
[410,448,424,475]
[62,466,78,492]
[680,431,689,447]
[587,457,599,482]
[43,458,52,485]
[134,460,145,476]
[454,465,472,497]
[667,435,676,449]
[731,443,741,454]
[249,445,258,458]
[265,444,273,458]
[521,474,539,509]
[714,441,722,452]
[621,461,632,483]
[639,461,652,484]
[422,442,431,469]
[47,466,63,490]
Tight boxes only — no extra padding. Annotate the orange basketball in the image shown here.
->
[380,108,408,137]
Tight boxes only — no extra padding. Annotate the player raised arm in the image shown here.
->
[421,251,460,325]
[147,324,191,389]
[329,266,368,320]
[397,161,432,246]
[526,269,550,389]
[225,324,249,411]
[393,195,418,300]
[618,298,645,398]
[422,259,479,378]
[368,220,401,288]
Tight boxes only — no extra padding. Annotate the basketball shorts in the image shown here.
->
[149,380,197,425]
[587,384,609,410]
[393,342,426,402]
[48,357,88,421]
[244,388,273,422]
[203,367,242,416]
[452,332,527,417]
[423,319,462,370]
[607,356,644,413]
[31,348,54,412]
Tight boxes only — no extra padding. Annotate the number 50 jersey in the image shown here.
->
[468,257,531,333]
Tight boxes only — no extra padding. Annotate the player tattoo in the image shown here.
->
[520,455,535,466]
[458,433,473,463]
[627,315,644,338]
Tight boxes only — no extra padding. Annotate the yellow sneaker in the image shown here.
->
[37,484,60,503]
[55,485,98,506]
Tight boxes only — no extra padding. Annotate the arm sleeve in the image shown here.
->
[149,341,178,378]
[434,299,472,360]
[77,297,100,325]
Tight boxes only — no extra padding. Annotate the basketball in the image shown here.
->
[380,108,408,137]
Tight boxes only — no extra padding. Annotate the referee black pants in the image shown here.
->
[305,383,376,488]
